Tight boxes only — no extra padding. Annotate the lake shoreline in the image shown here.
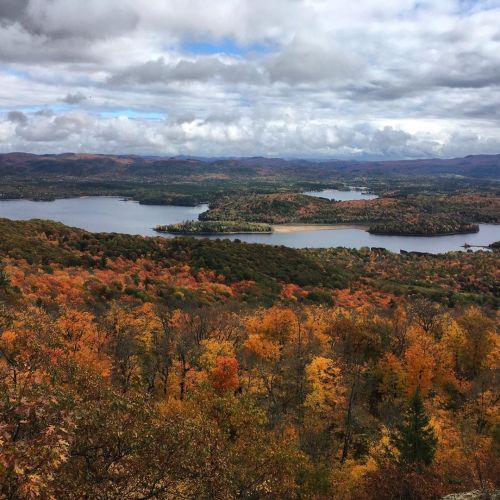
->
[155,229,273,235]
[0,197,498,253]
[272,224,369,233]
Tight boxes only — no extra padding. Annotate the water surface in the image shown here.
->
[0,197,208,237]
[302,189,378,201]
[203,225,499,253]
[0,197,498,253]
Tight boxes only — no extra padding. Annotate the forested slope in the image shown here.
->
[0,219,498,498]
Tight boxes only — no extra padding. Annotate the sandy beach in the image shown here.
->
[272,224,369,233]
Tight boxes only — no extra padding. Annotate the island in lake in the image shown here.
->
[200,192,498,236]
[155,220,273,234]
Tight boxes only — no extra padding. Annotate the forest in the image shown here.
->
[156,220,273,235]
[0,218,498,498]
[200,192,499,236]
[1,153,499,206]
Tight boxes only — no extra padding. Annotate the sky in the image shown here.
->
[1,0,500,159]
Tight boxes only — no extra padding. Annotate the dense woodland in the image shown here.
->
[0,218,499,498]
[0,153,349,205]
[200,192,499,236]
[156,220,273,235]
[0,153,499,206]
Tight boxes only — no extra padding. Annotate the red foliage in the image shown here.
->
[209,356,239,393]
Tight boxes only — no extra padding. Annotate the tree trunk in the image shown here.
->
[341,371,359,464]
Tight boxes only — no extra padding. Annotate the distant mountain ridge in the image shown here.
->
[0,152,499,180]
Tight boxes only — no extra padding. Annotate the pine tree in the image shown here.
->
[393,389,437,467]
[0,265,8,288]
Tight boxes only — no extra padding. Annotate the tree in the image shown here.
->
[408,298,443,338]
[393,389,437,468]
[243,307,307,424]
[457,307,496,379]
[209,356,239,394]
[327,308,382,464]
[0,265,9,288]
[404,330,436,397]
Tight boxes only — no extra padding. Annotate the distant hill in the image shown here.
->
[0,152,498,205]
[0,152,499,180]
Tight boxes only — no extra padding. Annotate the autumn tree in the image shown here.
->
[456,307,496,379]
[408,297,444,338]
[327,308,382,464]
[243,306,311,425]
[0,306,74,498]
[102,304,141,393]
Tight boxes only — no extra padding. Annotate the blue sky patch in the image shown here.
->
[181,38,272,56]
[99,110,166,120]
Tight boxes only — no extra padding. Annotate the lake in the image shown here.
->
[0,196,498,253]
[0,197,208,237]
[302,189,378,201]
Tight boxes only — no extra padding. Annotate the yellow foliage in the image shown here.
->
[378,352,406,400]
[404,330,436,396]
[244,334,281,361]
[330,458,376,500]
[304,356,346,420]
[199,338,235,370]
[246,306,299,342]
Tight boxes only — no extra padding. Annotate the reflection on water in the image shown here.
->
[0,197,498,253]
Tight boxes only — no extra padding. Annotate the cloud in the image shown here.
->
[0,0,499,157]
[10,112,86,142]
[7,111,28,124]
[61,92,87,104]
[0,0,29,22]
[18,0,139,40]
[109,56,263,86]
[1,109,499,159]
[266,38,362,84]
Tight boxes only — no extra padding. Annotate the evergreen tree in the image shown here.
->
[0,265,8,288]
[393,389,437,467]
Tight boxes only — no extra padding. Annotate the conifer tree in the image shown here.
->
[393,389,437,467]
[0,265,8,288]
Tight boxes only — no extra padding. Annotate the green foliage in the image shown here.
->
[393,390,437,467]
[156,220,273,234]
[1,153,499,208]
[0,265,8,288]
[202,192,499,235]
[0,218,497,307]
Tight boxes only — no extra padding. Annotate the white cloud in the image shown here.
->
[1,109,499,160]
[0,0,499,157]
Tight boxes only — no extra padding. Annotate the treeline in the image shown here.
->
[156,220,273,234]
[0,153,351,206]
[369,221,479,236]
[2,153,499,209]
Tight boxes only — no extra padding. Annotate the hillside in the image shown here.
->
[0,218,499,497]
[2,152,500,179]
[0,153,498,204]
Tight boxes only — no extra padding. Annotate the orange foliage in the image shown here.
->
[209,356,239,393]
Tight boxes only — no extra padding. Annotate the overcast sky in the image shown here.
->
[1,0,500,159]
